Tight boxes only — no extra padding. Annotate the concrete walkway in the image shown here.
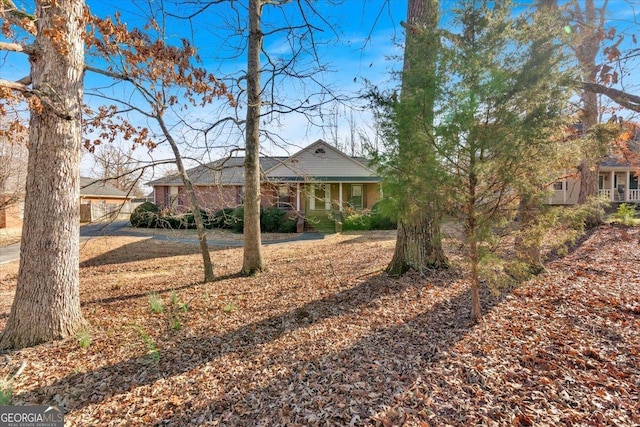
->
[0,220,324,265]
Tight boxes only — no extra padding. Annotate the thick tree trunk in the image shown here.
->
[387,0,448,274]
[242,0,264,275]
[577,159,600,204]
[0,0,86,349]
[387,205,448,275]
[573,0,602,213]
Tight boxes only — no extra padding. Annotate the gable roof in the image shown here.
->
[80,177,131,199]
[264,139,379,181]
[147,140,380,186]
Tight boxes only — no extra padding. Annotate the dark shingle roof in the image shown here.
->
[146,157,288,186]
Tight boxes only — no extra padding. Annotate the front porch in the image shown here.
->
[270,181,382,232]
[598,170,640,203]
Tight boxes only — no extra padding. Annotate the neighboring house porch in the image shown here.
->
[597,169,640,203]
[549,161,639,206]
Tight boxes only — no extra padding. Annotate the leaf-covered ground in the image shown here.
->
[0,226,638,426]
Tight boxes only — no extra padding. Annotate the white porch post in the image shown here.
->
[325,185,331,210]
[339,183,343,212]
[610,171,615,202]
[563,169,567,204]
[626,171,631,202]
[309,184,315,210]
[296,183,300,211]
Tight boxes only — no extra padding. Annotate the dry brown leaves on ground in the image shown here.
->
[0,226,638,426]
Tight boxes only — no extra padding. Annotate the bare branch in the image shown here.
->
[0,41,33,53]
[581,81,640,112]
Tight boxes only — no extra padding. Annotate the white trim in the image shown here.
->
[325,185,331,210]
[610,171,615,202]
[296,183,300,211]
[339,183,343,212]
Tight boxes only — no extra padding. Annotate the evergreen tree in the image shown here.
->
[434,0,572,320]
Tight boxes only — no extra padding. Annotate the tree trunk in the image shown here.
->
[573,0,601,208]
[387,0,449,274]
[242,0,264,276]
[387,204,448,275]
[0,0,86,349]
[515,193,546,275]
[469,241,482,323]
[159,117,215,282]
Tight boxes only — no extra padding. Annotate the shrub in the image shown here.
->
[230,206,245,233]
[130,202,160,228]
[210,208,236,229]
[156,215,185,230]
[343,213,372,230]
[183,209,210,229]
[612,203,637,226]
[131,211,159,228]
[279,216,298,233]
[261,207,286,232]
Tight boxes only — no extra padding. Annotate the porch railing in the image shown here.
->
[629,189,640,202]
[598,189,612,200]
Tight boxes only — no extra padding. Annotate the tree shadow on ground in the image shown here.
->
[159,284,506,426]
[14,268,510,425]
[80,238,232,267]
[337,231,397,245]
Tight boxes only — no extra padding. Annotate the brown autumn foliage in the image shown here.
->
[0,225,638,426]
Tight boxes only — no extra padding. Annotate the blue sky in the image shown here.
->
[73,0,410,177]
[2,0,640,180]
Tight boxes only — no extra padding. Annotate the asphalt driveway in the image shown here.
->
[0,220,323,265]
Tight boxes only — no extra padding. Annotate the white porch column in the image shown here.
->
[626,171,631,202]
[324,185,331,210]
[309,184,315,210]
[610,171,615,201]
[563,169,567,204]
[339,183,343,212]
[296,183,300,211]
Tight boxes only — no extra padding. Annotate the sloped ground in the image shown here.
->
[0,226,638,426]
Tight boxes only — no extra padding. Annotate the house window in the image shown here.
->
[350,184,363,208]
[553,181,563,191]
[277,185,292,210]
[310,184,329,210]
[598,175,604,190]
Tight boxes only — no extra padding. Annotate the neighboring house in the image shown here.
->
[0,196,23,228]
[1,177,133,228]
[147,140,382,222]
[79,177,133,222]
[549,125,640,205]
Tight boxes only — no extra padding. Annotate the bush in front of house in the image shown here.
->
[210,208,236,229]
[261,207,285,233]
[182,209,211,229]
[343,213,372,230]
[341,202,397,231]
[156,214,186,229]
[130,202,160,228]
[230,206,245,233]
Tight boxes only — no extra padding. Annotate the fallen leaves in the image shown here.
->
[0,226,638,426]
